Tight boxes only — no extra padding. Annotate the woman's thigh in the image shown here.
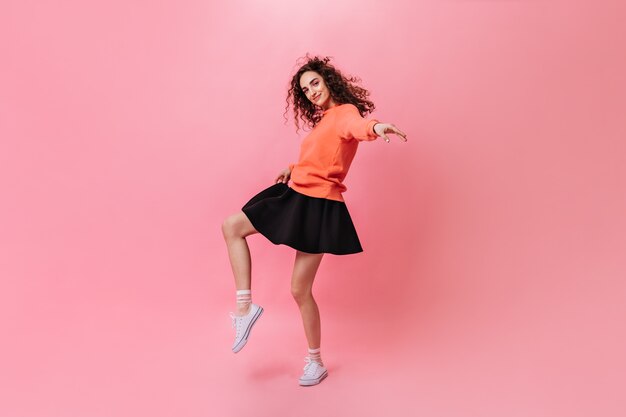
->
[291,250,324,293]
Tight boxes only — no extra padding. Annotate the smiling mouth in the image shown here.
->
[313,95,321,101]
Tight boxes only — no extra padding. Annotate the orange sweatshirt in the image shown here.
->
[288,103,380,202]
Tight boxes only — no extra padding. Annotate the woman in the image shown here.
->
[221,54,407,386]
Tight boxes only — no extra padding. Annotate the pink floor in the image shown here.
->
[3,281,623,416]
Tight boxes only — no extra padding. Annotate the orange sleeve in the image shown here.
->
[336,104,380,142]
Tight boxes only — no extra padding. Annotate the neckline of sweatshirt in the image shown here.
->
[322,104,342,116]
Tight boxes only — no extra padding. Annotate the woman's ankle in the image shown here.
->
[236,304,251,316]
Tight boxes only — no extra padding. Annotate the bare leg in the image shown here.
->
[291,250,325,349]
[221,211,259,315]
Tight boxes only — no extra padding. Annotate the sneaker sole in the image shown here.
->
[299,370,328,386]
[232,306,264,353]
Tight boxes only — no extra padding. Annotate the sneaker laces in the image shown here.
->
[229,312,242,336]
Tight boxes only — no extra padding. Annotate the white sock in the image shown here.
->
[236,289,251,315]
[308,347,323,366]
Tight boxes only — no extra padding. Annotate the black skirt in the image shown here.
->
[241,182,363,255]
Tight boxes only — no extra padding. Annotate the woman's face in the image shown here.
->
[299,70,336,110]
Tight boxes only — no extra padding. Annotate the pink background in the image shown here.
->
[2,1,625,416]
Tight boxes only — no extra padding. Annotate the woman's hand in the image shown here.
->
[373,123,408,143]
[275,167,291,184]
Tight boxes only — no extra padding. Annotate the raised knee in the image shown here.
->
[221,215,239,239]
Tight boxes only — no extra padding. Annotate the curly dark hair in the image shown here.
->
[283,54,376,134]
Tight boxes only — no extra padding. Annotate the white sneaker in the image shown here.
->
[298,357,328,386]
[229,303,263,353]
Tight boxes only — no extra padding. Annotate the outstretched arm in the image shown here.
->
[338,104,408,143]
